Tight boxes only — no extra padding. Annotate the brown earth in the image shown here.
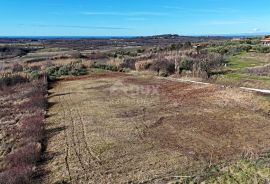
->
[40,72,270,184]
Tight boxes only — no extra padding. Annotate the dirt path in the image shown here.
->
[240,87,270,94]
[41,72,270,184]
[158,76,270,94]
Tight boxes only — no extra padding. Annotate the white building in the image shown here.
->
[261,37,270,46]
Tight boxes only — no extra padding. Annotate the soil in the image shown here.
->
[40,72,270,184]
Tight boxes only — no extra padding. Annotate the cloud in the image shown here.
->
[81,11,167,16]
[18,24,131,30]
[251,28,261,33]
[125,17,149,21]
[203,20,248,25]
[162,6,242,14]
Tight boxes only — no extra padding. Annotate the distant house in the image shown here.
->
[232,38,241,41]
[261,37,270,46]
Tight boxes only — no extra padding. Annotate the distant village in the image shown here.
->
[261,36,270,46]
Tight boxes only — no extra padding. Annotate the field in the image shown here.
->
[216,52,270,88]
[1,36,270,183]
[40,71,270,183]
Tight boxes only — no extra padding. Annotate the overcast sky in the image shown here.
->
[1,0,270,36]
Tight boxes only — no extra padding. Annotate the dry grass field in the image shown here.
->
[40,71,270,183]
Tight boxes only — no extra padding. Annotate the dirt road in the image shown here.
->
[41,72,270,184]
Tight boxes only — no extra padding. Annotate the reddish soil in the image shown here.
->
[63,71,129,81]
[42,72,270,183]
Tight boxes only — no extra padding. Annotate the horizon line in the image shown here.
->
[0,32,269,39]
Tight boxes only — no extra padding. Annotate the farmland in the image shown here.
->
[39,71,270,183]
[0,35,270,183]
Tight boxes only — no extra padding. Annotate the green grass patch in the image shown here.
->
[176,153,270,184]
[203,158,270,184]
[227,54,264,70]
[261,95,270,102]
[221,73,270,82]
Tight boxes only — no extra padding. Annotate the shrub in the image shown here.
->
[137,48,145,53]
[68,63,87,76]
[0,75,28,89]
[206,43,253,55]
[68,51,84,59]
[0,46,29,59]
[253,45,270,53]
[20,79,47,110]
[246,64,270,76]
[0,164,33,184]
[0,76,47,184]
[90,62,119,71]
[135,60,153,71]
[194,53,225,78]
[7,143,41,167]
[169,42,192,51]
[58,65,71,76]
[88,51,107,59]
[20,94,47,111]
[29,71,40,81]
[23,78,47,99]
[179,57,195,71]
[12,63,23,73]
[119,58,136,69]
[150,58,175,76]
[46,63,87,79]
[20,114,44,142]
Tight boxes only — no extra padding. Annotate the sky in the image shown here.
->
[1,0,270,36]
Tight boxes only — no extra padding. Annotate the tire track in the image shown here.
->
[66,89,106,182]
[57,84,88,182]
[56,85,72,182]
[67,90,102,165]
[62,93,87,171]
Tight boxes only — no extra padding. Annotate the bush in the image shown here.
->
[179,57,195,71]
[150,58,175,76]
[137,48,145,53]
[12,63,23,73]
[90,62,119,71]
[119,58,136,69]
[58,65,71,76]
[46,62,87,80]
[88,51,107,59]
[206,43,252,55]
[0,164,33,184]
[20,94,47,111]
[20,114,44,142]
[0,75,28,89]
[7,143,41,167]
[0,77,47,184]
[253,45,270,53]
[0,46,29,59]
[246,64,270,76]
[192,53,224,78]
[29,71,40,81]
[68,63,87,76]
[135,60,153,71]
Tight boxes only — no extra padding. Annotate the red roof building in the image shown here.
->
[261,37,270,46]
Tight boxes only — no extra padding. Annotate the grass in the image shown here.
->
[263,95,270,102]
[216,73,270,89]
[227,55,262,70]
[220,73,270,81]
[216,52,270,88]
[203,156,270,184]
[176,154,270,184]
[42,72,270,183]
[0,77,47,184]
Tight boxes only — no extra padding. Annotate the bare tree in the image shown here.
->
[199,53,224,78]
